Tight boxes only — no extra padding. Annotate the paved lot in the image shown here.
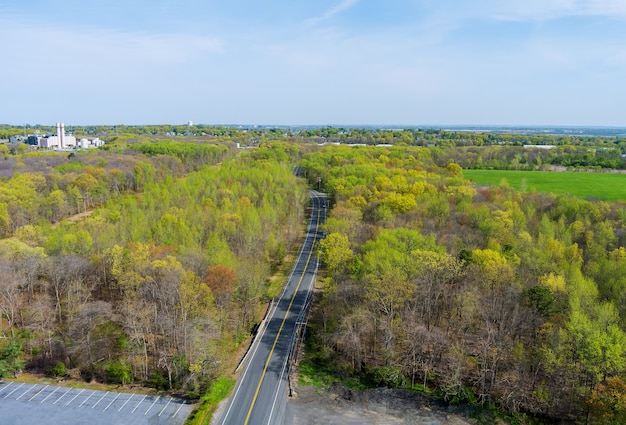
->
[0,380,194,425]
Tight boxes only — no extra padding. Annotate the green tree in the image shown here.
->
[318,232,353,276]
[0,338,25,378]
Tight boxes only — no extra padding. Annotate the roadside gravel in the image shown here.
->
[285,384,476,425]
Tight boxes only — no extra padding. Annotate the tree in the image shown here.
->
[0,338,25,378]
[318,232,353,277]
[204,265,237,310]
[588,377,626,425]
[0,263,25,338]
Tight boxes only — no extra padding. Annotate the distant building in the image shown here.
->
[79,137,104,149]
[40,123,77,149]
[9,122,104,150]
[9,135,26,143]
[26,135,42,146]
[524,144,556,150]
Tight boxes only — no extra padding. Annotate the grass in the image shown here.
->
[5,372,156,394]
[185,375,235,425]
[464,169,626,202]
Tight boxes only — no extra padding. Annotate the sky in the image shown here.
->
[1,0,625,126]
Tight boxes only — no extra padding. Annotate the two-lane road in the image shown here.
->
[216,190,327,425]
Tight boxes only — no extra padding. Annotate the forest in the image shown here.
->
[0,138,306,398]
[300,144,626,424]
[1,125,626,423]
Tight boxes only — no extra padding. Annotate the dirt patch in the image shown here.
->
[286,384,476,425]
[51,210,93,228]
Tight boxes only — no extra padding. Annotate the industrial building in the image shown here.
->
[40,123,77,149]
[8,123,104,150]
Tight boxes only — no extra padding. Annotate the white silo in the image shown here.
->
[60,122,65,148]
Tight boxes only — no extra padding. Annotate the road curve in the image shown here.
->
[216,189,327,425]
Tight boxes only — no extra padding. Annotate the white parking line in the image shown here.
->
[53,387,72,404]
[173,400,185,417]
[15,385,35,400]
[131,394,147,413]
[65,388,84,406]
[118,393,134,412]
[0,381,13,395]
[91,391,109,409]
[103,392,121,411]
[79,390,95,407]
[5,382,25,399]
[29,385,48,401]
[144,396,159,415]
[158,397,173,416]
[40,386,59,403]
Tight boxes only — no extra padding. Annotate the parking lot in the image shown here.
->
[0,380,194,425]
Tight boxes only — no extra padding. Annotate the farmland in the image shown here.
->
[463,169,626,202]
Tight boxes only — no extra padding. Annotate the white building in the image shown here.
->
[78,137,104,149]
[41,123,77,149]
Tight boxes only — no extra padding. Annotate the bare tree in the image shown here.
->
[0,263,25,338]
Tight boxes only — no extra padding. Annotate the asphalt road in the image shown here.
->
[216,190,327,425]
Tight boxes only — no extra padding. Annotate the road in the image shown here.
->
[216,190,327,425]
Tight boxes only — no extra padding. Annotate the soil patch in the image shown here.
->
[286,383,476,425]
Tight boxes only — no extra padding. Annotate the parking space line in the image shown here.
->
[40,386,59,403]
[29,385,48,401]
[5,382,25,399]
[91,391,109,409]
[158,397,173,416]
[118,393,134,412]
[79,390,95,407]
[144,396,159,415]
[173,401,185,417]
[0,381,13,395]
[53,387,72,404]
[131,394,147,413]
[15,384,35,400]
[103,392,121,411]
[65,388,84,406]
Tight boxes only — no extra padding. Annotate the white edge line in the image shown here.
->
[218,191,319,425]
[267,195,323,424]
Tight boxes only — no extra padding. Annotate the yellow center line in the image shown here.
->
[243,193,323,425]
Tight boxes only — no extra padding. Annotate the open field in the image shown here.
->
[464,169,626,202]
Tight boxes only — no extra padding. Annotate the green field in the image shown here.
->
[463,169,626,202]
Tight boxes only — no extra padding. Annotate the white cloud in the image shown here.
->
[305,0,360,27]
[485,0,626,21]
[0,18,222,65]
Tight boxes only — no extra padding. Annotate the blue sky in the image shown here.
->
[1,0,625,126]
